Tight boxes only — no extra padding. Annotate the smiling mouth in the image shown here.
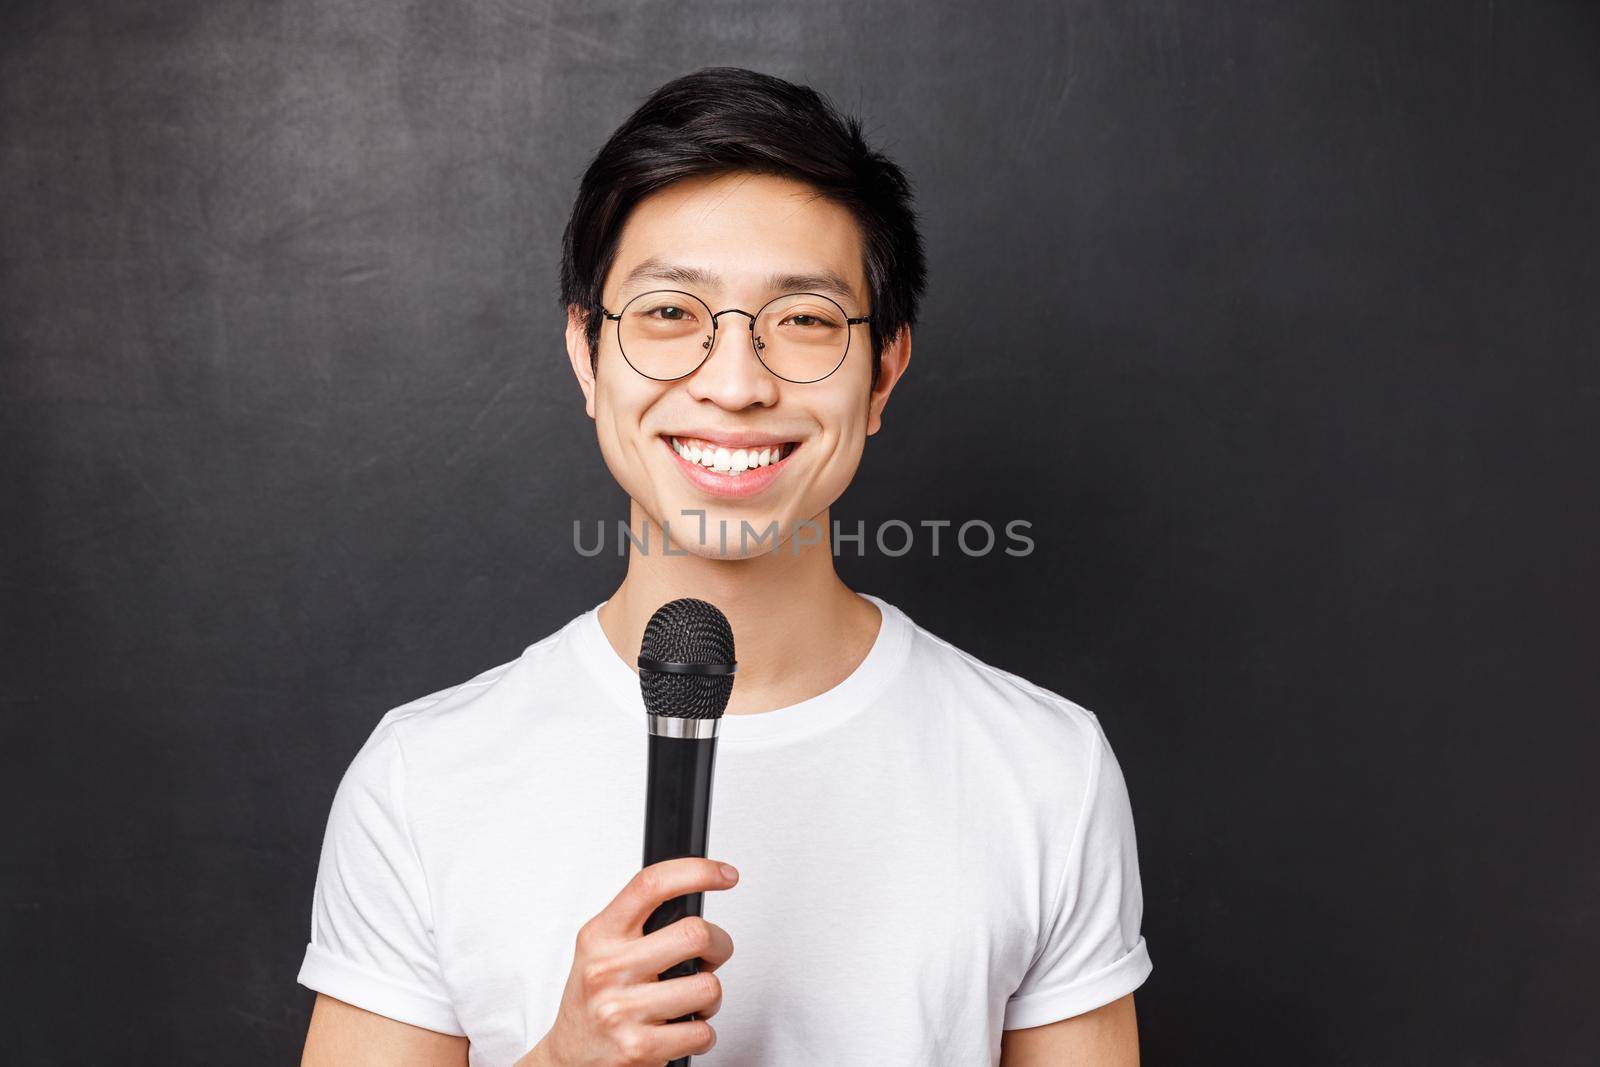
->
[664,435,798,475]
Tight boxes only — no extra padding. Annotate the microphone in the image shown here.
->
[638,598,736,1064]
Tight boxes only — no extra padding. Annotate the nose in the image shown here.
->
[685,313,780,409]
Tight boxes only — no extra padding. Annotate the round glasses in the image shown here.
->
[601,289,871,384]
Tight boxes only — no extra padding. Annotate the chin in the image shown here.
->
[649,499,795,560]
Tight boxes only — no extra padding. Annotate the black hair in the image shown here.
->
[559,66,927,386]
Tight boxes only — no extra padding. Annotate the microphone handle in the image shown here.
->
[642,726,719,1065]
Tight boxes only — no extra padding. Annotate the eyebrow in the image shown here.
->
[616,257,863,310]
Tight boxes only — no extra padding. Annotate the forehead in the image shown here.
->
[607,172,869,308]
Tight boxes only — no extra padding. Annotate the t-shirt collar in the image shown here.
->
[570,593,911,747]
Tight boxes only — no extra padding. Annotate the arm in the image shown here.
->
[1002,720,1151,1055]
[999,992,1139,1066]
[296,725,469,1058]
[301,993,468,1067]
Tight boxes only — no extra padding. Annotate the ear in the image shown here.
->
[564,304,598,420]
[865,324,912,436]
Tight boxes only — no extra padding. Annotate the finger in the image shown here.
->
[595,858,738,937]
[624,915,734,979]
[619,970,724,1023]
[654,1018,718,1061]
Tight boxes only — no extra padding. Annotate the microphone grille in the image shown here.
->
[638,598,736,720]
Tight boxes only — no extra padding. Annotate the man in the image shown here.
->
[299,66,1151,1066]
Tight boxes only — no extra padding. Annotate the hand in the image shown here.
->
[518,857,739,1067]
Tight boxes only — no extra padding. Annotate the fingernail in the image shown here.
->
[719,863,739,883]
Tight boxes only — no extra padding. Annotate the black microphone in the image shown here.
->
[638,598,736,1065]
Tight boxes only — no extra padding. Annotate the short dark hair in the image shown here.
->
[559,67,927,386]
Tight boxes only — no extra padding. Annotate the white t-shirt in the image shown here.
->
[297,594,1151,1066]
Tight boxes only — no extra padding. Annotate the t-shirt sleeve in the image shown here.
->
[1003,717,1153,1030]
[296,720,465,1036]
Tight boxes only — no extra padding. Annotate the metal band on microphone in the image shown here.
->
[637,654,737,676]
[647,714,722,739]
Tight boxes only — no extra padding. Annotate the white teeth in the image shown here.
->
[668,437,794,474]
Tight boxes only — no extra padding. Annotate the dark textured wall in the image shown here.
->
[4,2,1597,1063]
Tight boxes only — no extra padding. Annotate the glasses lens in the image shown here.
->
[754,293,852,383]
[617,291,713,380]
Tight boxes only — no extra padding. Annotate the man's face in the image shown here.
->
[568,172,908,559]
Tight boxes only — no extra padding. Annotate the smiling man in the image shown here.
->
[298,67,1151,1066]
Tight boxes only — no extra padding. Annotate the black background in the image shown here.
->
[4,2,1597,1064]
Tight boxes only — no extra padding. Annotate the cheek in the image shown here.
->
[806,398,872,485]
[589,381,623,462]
[590,377,656,482]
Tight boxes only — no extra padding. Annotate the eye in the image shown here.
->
[648,305,691,321]
[783,312,836,328]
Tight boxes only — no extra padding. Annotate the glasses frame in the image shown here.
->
[600,288,871,384]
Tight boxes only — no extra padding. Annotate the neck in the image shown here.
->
[597,500,881,714]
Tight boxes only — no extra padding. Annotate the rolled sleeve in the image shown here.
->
[297,721,463,1035]
[1004,718,1152,1029]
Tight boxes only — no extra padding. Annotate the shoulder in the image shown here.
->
[344,616,581,787]
[877,599,1141,894]
[892,599,1111,749]
[372,653,521,745]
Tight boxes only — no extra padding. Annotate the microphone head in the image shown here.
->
[638,598,736,720]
